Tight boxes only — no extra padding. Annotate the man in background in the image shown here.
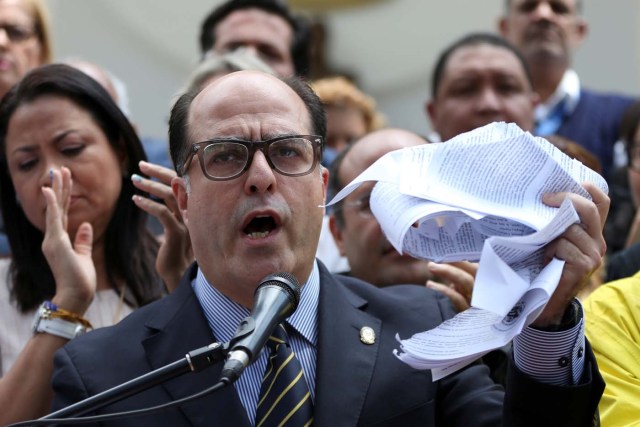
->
[199,0,311,77]
[426,32,538,142]
[498,0,634,179]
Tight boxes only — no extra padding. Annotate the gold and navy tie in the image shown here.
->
[255,323,313,427]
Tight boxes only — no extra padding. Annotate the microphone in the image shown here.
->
[220,272,301,384]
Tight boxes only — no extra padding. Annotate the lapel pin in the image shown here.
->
[360,326,376,345]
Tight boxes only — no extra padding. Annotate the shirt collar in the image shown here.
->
[535,69,581,122]
[192,262,320,346]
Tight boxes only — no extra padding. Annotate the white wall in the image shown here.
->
[46,0,640,139]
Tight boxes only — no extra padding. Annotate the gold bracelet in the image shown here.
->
[44,301,93,329]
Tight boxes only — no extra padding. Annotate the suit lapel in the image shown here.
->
[142,265,251,427]
[314,266,381,426]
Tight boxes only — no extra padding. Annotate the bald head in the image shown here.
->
[333,128,428,192]
[66,59,118,103]
[328,128,432,288]
[169,70,326,174]
[191,71,310,142]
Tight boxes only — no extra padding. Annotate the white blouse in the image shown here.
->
[0,258,134,375]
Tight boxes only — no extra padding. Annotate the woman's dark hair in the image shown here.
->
[0,63,162,312]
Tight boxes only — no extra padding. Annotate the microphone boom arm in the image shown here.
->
[40,342,227,420]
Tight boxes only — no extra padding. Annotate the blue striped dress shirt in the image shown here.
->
[192,263,319,424]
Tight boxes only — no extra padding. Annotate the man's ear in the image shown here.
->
[571,18,588,48]
[426,99,437,128]
[328,215,346,256]
[530,90,541,109]
[172,176,189,226]
[321,165,329,205]
[321,165,329,187]
[498,16,509,38]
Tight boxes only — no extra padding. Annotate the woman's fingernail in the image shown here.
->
[49,169,53,183]
[131,174,143,183]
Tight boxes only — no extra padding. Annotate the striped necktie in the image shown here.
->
[255,323,314,427]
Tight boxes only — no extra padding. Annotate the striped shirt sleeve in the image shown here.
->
[512,300,585,386]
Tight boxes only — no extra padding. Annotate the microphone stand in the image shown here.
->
[40,342,228,420]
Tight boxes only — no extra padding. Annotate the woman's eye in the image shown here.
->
[61,145,84,156]
[17,158,37,171]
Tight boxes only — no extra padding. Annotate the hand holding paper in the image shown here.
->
[326,122,609,378]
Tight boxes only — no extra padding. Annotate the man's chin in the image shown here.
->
[524,45,568,64]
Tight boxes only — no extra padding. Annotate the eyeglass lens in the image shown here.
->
[201,137,315,179]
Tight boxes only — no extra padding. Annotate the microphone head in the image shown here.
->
[255,272,301,313]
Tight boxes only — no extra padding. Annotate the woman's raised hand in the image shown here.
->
[41,167,96,313]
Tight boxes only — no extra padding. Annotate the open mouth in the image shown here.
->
[244,215,277,239]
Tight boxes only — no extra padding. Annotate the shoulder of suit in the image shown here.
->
[579,88,635,106]
[329,272,448,306]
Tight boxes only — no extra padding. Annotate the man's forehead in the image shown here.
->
[342,131,424,180]
[215,8,293,42]
[192,71,286,108]
[445,45,527,79]
[188,71,309,136]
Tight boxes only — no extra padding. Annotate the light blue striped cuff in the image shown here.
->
[513,300,585,386]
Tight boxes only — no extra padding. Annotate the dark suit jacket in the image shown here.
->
[52,262,604,426]
[556,88,634,180]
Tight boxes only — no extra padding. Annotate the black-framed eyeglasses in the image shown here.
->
[181,135,323,181]
[0,24,36,43]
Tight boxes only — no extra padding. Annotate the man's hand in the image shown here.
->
[426,261,477,312]
[533,183,609,327]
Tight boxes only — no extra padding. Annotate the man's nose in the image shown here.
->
[240,44,261,59]
[477,87,502,112]
[0,28,10,47]
[530,1,556,21]
[243,150,276,194]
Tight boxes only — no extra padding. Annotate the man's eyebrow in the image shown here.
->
[262,132,303,140]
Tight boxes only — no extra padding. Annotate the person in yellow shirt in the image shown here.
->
[584,275,640,426]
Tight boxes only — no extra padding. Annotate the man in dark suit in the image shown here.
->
[52,71,607,426]
[498,0,634,179]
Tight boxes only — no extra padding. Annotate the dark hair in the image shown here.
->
[169,73,326,175]
[0,64,162,312]
[431,32,533,98]
[199,0,311,77]
[619,99,640,165]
